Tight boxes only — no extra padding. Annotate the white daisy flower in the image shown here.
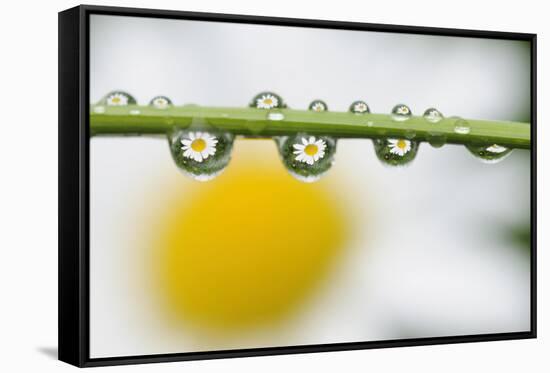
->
[311,101,326,112]
[353,102,368,113]
[396,105,410,115]
[387,138,412,156]
[486,144,508,153]
[256,94,278,109]
[152,97,170,109]
[293,136,326,165]
[180,132,218,163]
[106,92,129,106]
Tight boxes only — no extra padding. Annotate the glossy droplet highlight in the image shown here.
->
[149,96,173,109]
[374,138,419,167]
[267,112,285,121]
[453,117,471,135]
[250,92,286,110]
[101,91,136,106]
[426,131,447,148]
[277,134,336,182]
[349,100,370,114]
[466,143,513,164]
[169,130,234,181]
[391,104,412,122]
[423,108,444,123]
[308,100,328,112]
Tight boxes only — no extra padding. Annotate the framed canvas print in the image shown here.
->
[58,5,537,367]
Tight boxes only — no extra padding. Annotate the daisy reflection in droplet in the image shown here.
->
[180,132,218,163]
[387,138,412,156]
[293,136,327,165]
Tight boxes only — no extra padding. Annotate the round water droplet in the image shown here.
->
[309,100,328,112]
[349,100,370,114]
[373,138,419,167]
[169,130,234,181]
[453,117,471,135]
[391,104,412,122]
[267,112,285,121]
[465,143,513,164]
[250,92,286,109]
[426,131,447,148]
[423,108,444,123]
[101,91,136,106]
[149,95,173,109]
[277,134,336,182]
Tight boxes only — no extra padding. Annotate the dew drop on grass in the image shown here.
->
[465,143,513,164]
[250,91,286,110]
[423,108,444,123]
[391,104,412,122]
[100,91,136,106]
[349,100,370,114]
[427,131,447,148]
[168,129,234,181]
[308,100,328,112]
[373,138,419,167]
[453,117,471,135]
[276,134,337,182]
[149,96,173,109]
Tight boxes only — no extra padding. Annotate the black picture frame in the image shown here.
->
[58,4,537,368]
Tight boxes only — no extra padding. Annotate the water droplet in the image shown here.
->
[149,95,173,109]
[453,117,471,135]
[250,92,286,109]
[391,104,412,122]
[349,100,370,114]
[426,131,447,148]
[101,91,136,106]
[93,106,105,114]
[276,134,336,182]
[267,112,285,121]
[423,108,444,123]
[373,138,419,167]
[465,143,513,164]
[309,100,328,112]
[168,130,234,181]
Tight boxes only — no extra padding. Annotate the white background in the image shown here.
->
[0,0,547,371]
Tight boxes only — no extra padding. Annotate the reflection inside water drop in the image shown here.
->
[465,143,513,164]
[423,108,444,123]
[391,104,412,122]
[169,129,234,181]
[276,134,337,182]
[373,138,419,167]
[453,117,471,135]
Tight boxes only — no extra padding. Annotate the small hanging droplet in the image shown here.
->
[276,134,336,182]
[426,131,447,148]
[308,100,328,112]
[168,130,234,181]
[391,104,412,122]
[149,96,173,109]
[423,108,444,123]
[465,143,513,164]
[453,117,471,135]
[250,92,286,110]
[101,91,136,106]
[349,101,370,114]
[373,138,419,167]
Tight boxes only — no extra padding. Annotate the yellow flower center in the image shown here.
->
[397,140,407,149]
[191,138,207,152]
[304,144,318,156]
[111,96,121,104]
[263,98,273,106]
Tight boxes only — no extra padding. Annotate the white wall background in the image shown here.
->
[0,0,548,372]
